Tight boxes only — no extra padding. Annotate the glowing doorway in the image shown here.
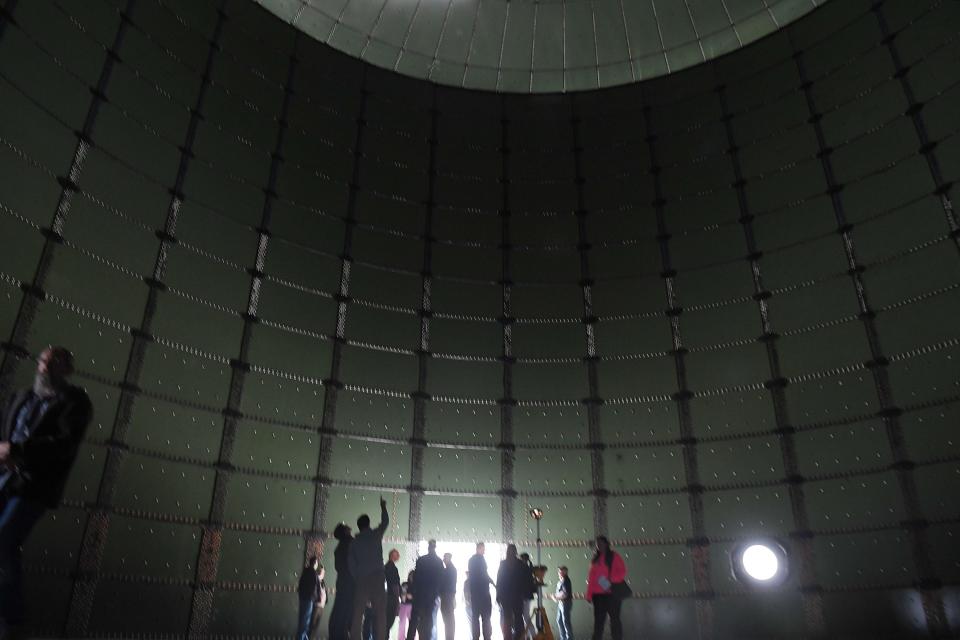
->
[405,540,507,640]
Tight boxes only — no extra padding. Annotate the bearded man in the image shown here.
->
[0,346,92,636]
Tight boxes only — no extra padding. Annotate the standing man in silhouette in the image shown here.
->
[411,539,444,640]
[497,544,529,640]
[348,497,389,640]
[467,542,495,640]
[440,552,457,640]
[328,523,354,640]
[519,553,536,640]
[385,548,402,637]
[0,346,92,637]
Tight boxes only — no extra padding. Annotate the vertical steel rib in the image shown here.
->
[0,0,133,388]
[499,95,517,542]
[185,27,301,640]
[310,64,371,559]
[718,81,825,637]
[794,39,947,637]
[569,94,608,538]
[641,90,713,640]
[408,85,439,546]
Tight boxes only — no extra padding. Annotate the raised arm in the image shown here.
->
[375,496,389,535]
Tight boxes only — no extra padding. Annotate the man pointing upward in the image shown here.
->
[348,496,389,640]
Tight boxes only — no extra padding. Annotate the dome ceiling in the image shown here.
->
[254,0,827,92]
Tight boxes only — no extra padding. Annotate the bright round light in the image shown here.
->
[741,544,779,581]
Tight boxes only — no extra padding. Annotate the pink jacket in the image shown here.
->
[585,551,627,602]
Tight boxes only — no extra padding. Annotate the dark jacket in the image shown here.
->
[412,551,444,605]
[334,537,354,593]
[1,385,92,508]
[347,502,389,579]
[496,556,532,606]
[386,560,401,595]
[467,553,493,595]
[441,563,457,596]
[298,566,319,599]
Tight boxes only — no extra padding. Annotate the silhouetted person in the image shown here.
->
[463,570,472,624]
[412,540,443,640]
[550,566,574,640]
[309,564,328,640]
[519,553,535,640]
[585,536,627,640]
[497,544,529,640]
[0,346,91,635]
[328,523,354,640]
[440,553,457,640]
[362,602,375,640]
[385,548,402,636]
[398,570,414,640]
[467,542,494,640]
[298,556,322,640]
[349,497,389,640]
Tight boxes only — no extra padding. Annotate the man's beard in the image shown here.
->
[33,372,60,398]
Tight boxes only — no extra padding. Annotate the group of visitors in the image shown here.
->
[298,517,629,640]
[0,346,630,640]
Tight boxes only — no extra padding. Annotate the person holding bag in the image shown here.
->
[398,571,415,640]
[308,563,328,640]
[585,536,628,640]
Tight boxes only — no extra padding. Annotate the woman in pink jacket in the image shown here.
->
[585,536,627,640]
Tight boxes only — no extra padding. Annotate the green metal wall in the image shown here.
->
[0,0,958,638]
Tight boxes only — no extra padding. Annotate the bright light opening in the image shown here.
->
[741,544,779,581]
[412,540,507,640]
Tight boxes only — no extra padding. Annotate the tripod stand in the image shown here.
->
[530,508,554,640]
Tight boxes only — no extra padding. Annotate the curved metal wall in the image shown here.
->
[0,0,958,638]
